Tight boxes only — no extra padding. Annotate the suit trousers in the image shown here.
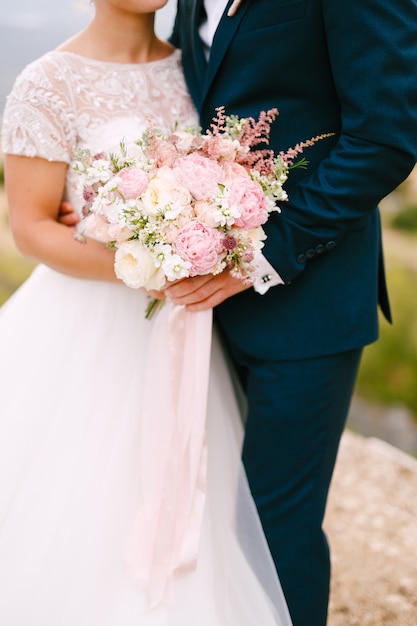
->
[223,337,363,626]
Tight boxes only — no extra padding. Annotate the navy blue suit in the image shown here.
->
[172,1,417,623]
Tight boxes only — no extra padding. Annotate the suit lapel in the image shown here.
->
[202,0,252,101]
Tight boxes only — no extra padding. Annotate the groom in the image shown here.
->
[164,0,417,624]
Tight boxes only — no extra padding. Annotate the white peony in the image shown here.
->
[246,227,267,254]
[141,166,192,217]
[114,240,165,290]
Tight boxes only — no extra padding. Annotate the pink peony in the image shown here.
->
[228,176,268,229]
[173,154,225,200]
[117,166,149,200]
[172,221,224,276]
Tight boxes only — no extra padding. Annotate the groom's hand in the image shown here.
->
[57,201,80,227]
[163,270,250,311]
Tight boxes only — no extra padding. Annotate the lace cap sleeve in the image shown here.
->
[1,54,76,164]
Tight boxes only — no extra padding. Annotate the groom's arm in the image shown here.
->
[167,0,417,310]
[261,0,417,284]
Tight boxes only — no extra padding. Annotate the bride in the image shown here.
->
[0,0,292,624]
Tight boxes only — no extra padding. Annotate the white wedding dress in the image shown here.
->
[0,49,292,626]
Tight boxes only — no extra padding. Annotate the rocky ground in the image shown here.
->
[325,430,417,625]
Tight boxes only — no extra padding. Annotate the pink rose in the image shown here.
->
[221,161,249,184]
[173,154,225,200]
[163,224,180,244]
[83,213,115,243]
[117,166,149,200]
[228,176,268,229]
[194,200,219,228]
[172,222,224,276]
[204,135,241,160]
[161,208,194,243]
[83,213,130,246]
[154,140,178,168]
[168,131,201,154]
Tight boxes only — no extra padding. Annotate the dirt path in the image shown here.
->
[325,430,417,625]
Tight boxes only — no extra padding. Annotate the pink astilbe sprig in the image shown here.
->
[236,148,276,175]
[280,133,335,167]
[208,106,228,136]
[136,116,165,162]
[233,108,279,150]
[208,106,281,175]
[209,106,278,148]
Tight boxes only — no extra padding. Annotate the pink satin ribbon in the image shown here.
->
[127,302,212,607]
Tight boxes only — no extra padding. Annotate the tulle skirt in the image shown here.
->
[0,264,291,626]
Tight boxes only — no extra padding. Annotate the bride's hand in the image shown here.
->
[58,201,80,227]
[146,288,166,301]
[163,271,250,311]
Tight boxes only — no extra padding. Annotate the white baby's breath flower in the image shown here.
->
[118,199,148,229]
[92,186,126,224]
[163,202,186,220]
[161,253,191,281]
[153,243,173,267]
[86,159,114,184]
[265,196,283,212]
[213,193,241,227]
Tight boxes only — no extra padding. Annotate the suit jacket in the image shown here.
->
[172,0,417,360]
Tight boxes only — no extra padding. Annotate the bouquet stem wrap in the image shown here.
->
[127,302,212,606]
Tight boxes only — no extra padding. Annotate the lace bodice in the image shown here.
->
[1,49,198,215]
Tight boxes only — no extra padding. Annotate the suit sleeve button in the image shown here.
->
[325,241,336,250]
[306,248,316,259]
[297,253,307,264]
[315,244,325,255]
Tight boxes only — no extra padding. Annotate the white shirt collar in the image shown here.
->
[199,0,229,54]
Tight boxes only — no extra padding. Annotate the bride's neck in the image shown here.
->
[57,12,171,64]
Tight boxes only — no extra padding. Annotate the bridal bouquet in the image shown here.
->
[73,108,322,315]
[72,109,332,603]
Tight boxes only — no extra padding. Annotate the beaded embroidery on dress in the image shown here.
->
[0,50,292,626]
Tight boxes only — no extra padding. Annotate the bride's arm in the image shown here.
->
[5,154,119,282]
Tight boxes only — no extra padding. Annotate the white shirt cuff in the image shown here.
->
[252,254,284,295]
